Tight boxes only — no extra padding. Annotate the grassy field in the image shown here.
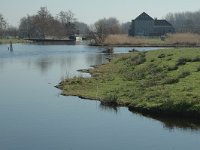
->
[57,48,200,119]
[0,38,28,44]
[103,33,200,46]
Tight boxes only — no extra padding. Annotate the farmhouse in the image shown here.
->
[129,12,175,36]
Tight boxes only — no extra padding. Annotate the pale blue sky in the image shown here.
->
[0,0,199,26]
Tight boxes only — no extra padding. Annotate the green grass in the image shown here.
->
[57,48,200,118]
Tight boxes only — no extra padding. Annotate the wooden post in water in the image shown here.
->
[10,41,13,52]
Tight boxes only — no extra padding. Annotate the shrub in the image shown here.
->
[133,68,146,80]
[178,71,190,78]
[150,59,155,62]
[130,52,146,65]
[166,57,172,61]
[103,92,118,105]
[147,64,163,75]
[167,53,173,57]
[176,57,191,66]
[197,66,200,72]
[191,57,200,62]
[140,79,157,88]
[167,65,178,71]
[163,77,179,84]
[158,53,166,58]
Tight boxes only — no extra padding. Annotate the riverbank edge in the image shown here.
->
[56,49,200,120]
[56,88,200,120]
[90,43,200,48]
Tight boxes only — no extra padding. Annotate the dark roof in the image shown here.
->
[135,12,153,21]
[154,20,172,26]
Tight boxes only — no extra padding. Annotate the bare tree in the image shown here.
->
[57,10,76,24]
[105,17,120,34]
[19,16,34,38]
[74,21,89,34]
[165,10,200,33]
[0,14,7,37]
[34,7,54,38]
[89,17,120,45]
[5,26,18,38]
[120,22,131,34]
[57,10,77,36]
[18,7,89,39]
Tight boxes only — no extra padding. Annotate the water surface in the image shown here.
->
[0,44,199,150]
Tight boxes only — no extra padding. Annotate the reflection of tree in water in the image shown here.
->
[34,55,76,74]
[59,55,73,69]
[0,61,4,70]
[99,102,119,114]
[85,54,107,66]
[35,58,54,73]
[130,110,200,131]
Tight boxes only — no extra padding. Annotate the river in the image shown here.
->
[0,44,199,150]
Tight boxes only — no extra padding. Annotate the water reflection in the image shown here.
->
[35,58,54,73]
[1,44,200,150]
[131,111,200,131]
[98,102,200,131]
[29,54,106,74]
[99,102,119,113]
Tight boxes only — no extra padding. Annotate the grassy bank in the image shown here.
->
[0,38,28,44]
[57,48,200,119]
[103,33,200,47]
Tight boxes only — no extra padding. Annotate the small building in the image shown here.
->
[129,12,175,36]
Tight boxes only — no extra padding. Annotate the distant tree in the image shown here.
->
[89,17,120,45]
[18,15,40,38]
[0,14,7,37]
[18,7,88,38]
[5,26,18,38]
[165,10,200,33]
[57,10,77,36]
[74,21,89,34]
[105,17,120,34]
[120,22,131,34]
[89,18,108,45]
[34,7,54,38]
[57,10,76,24]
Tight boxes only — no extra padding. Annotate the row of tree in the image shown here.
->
[0,14,7,37]
[165,10,200,33]
[18,7,88,38]
[2,7,200,43]
[0,7,131,40]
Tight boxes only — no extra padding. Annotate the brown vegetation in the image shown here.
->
[103,33,200,46]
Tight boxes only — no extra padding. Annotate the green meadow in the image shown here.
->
[57,48,200,118]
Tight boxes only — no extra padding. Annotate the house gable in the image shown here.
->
[135,12,154,21]
[129,12,175,36]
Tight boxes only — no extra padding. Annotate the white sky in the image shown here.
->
[0,0,199,26]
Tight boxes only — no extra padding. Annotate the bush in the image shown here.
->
[178,71,190,78]
[167,65,178,71]
[130,52,146,65]
[147,64,163,75]
[150,59,155,62]
[163,77,179,84]
[176,57,189,66]
[103,92,118,105]
[196,66,200,72]
[191,57,200,62]
[158,53,166,58]
[133,68,146,80]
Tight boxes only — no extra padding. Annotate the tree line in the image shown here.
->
[165,10,200,33]
[1,7,200,43]
[0,7,131,40]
